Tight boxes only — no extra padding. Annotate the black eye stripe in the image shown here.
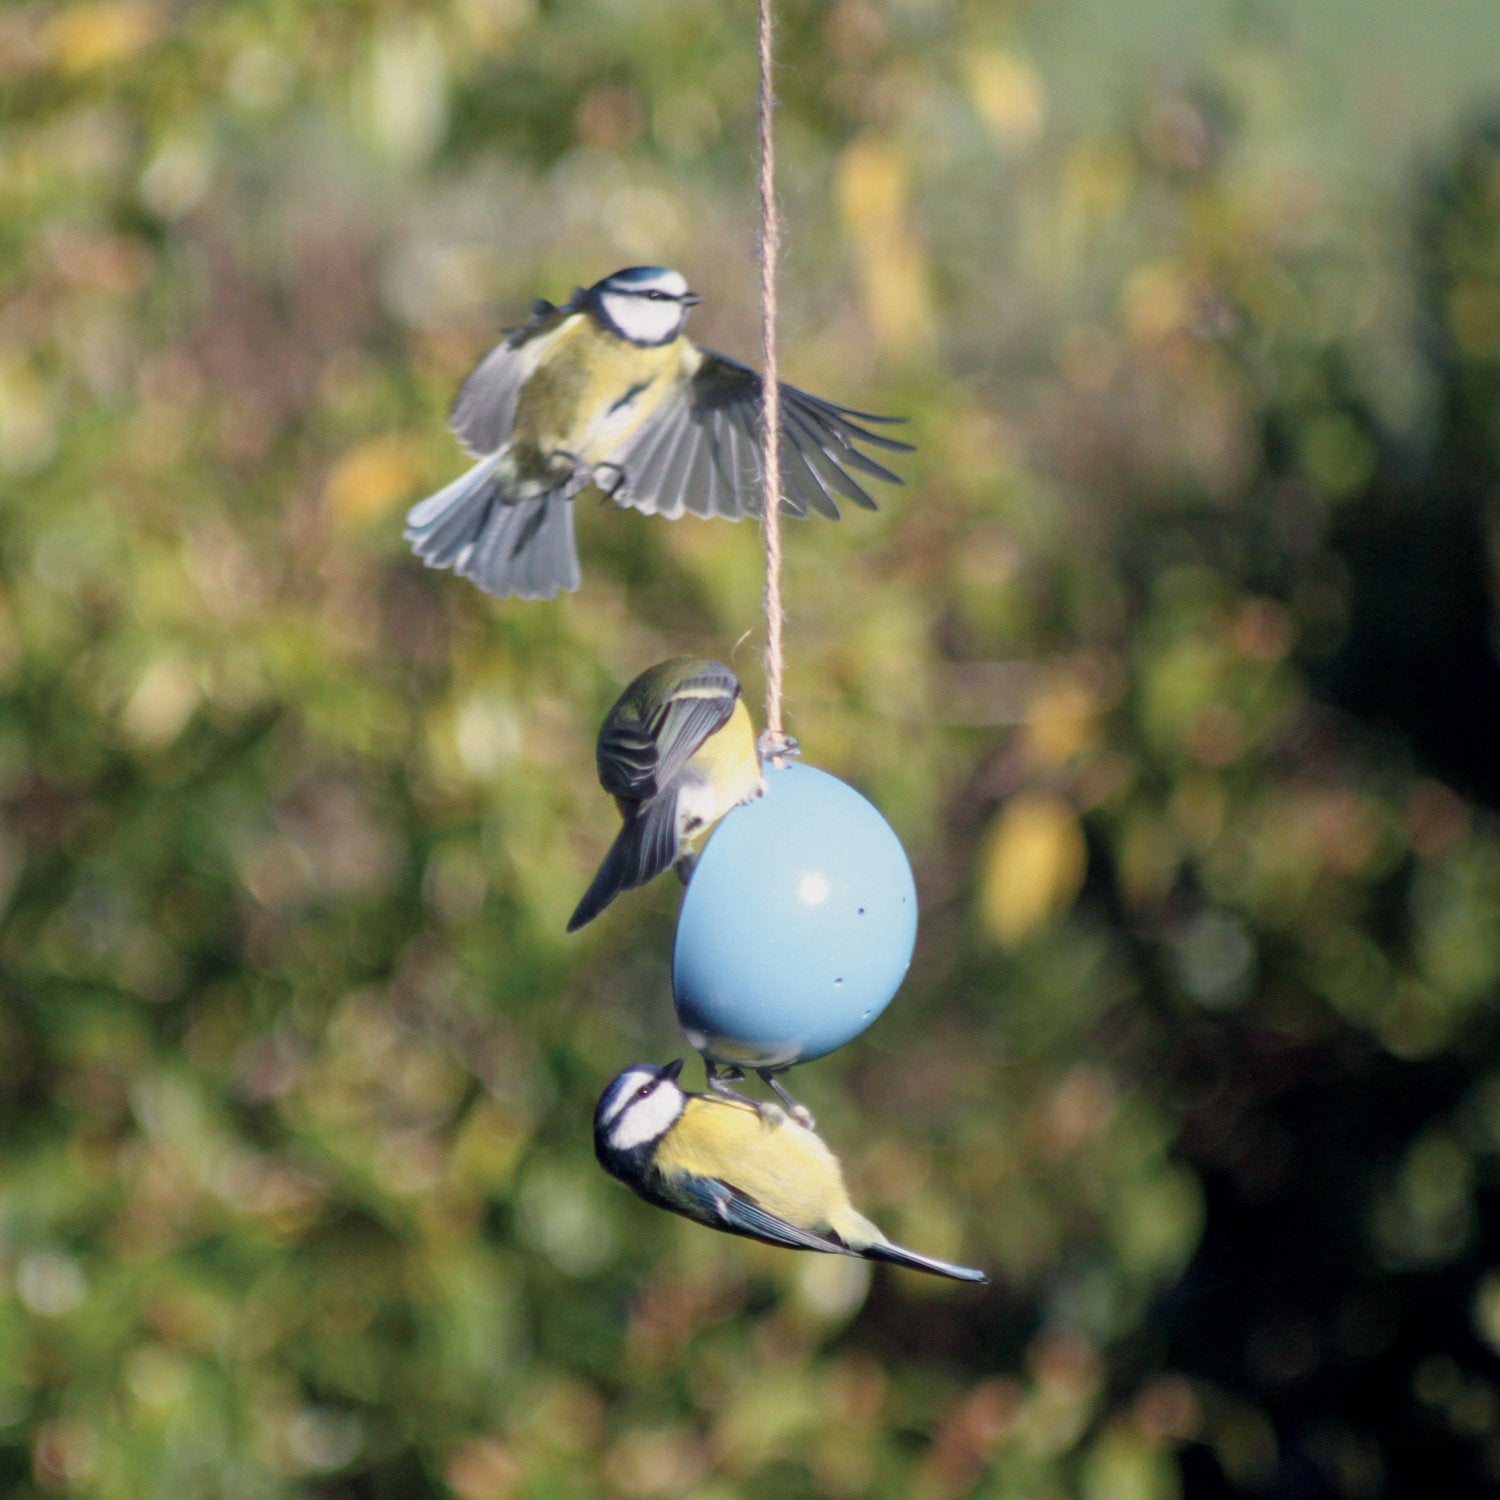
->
[610,1076,653,1115]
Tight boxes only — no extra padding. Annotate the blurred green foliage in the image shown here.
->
[4,0,1500,1495]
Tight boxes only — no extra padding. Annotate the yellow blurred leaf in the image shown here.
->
[1168,773,1226,853]
[1115,1165,1203,1277]
[790,1254,870,1325]
[445,1438,523,1500]
[979,792,1087,945]
[1297,410,1377,499]
[323,436,424,524]
[454,0,536,52]
[121,653,200,748]
[1061,139,1136,228]
[715,1369,820,1471]
[1082,1423,1181,1500]
[962,48,1047,146]
[45,0,159,74]
[0,359,60,477]
[448,1098,529,1194]
[836,134,935,359]
[1118,815,1179,910]
[1022,673,1097,768]
[1451,280,1500,359]
[1123,261,1193,343]
[1473,1273,1500,1356]
[362,18,450,165]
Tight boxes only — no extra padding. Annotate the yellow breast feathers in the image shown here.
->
[511,319,687,468]
[684,699,764,814]
[656,1096,855,1230]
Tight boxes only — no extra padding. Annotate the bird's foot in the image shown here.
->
[705,1063,784,1123]
[760,1070,815,1129]
[674,851,698,886]
[594,463,628,504]
[545,448,592,494]
[757,731,801,765]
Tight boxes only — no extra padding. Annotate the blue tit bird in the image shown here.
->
[405,266,913,600]
[568,658,764,932]
[594,1059,989,1283]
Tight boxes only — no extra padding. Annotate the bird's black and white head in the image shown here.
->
[588,267,701,348]
[594,1058,688,1172]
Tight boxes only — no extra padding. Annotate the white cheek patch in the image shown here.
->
[610,1084,684,1152]
[602,292,683,346]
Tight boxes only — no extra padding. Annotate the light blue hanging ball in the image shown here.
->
[672,763,918,1070]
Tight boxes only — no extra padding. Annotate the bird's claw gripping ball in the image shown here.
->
[704,1060,815,1129]
[673,763,918,1073]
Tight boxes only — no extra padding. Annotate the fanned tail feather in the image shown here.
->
[405,456,580,601]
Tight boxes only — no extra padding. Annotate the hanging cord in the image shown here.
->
[756,0,792,766]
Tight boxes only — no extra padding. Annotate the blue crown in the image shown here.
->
[606,266,675,285]
[594,266,688,297]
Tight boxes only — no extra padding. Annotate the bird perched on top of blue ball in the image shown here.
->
[595,1059,988,1283]
[405,266,913,600]
[568,657,764,932]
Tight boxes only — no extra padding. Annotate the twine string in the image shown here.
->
[756,0,788,764]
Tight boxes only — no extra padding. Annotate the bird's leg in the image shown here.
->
[759,1069,815,1129]
[546,448,592,494]
[593,462,628,505]
[705,1062,785,1125]
[673,850,698,885]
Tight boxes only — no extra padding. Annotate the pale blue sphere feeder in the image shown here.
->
[673,762,918,1071]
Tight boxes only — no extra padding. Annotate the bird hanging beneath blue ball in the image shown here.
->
[568,658,764,932]
[595,1059,988,1283]
[405,266,913,599]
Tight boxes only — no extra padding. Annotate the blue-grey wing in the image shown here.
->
[448,300,571,459]
[597,662,738,801]
[679,1174,858,1256]
[609,349,912,522]
[644,662,739,792]
[566,795,682,930]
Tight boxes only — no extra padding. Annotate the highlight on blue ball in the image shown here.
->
[672,762,918,1071]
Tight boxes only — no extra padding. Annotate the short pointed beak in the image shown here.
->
[681,291,702,306]
[661,1057,685,1080]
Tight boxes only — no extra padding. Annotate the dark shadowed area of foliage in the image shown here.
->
[4,1,1500,1496]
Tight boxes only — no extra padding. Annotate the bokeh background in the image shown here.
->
[5,0,1500,1494]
